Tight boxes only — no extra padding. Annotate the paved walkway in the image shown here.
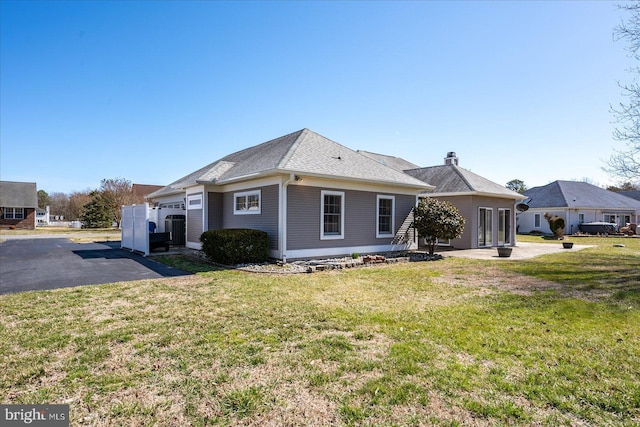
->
[0,232,121,240]
[441,241,593,260]
[0,238,189,295]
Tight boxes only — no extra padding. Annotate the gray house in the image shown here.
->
[0,181,38,230]
[620,190,640,202]
[518,180,640,235]
[403,153,526,248]
[360,151,525,248]
[148,129,433,260]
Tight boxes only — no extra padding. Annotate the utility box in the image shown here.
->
[165,215,186,246]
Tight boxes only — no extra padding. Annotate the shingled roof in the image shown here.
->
[619,190,640,202]
[148,129,433,199]
[0,181,38,208]
[404,165,525,200]
[357,150,421,171]
[523,181,640,209]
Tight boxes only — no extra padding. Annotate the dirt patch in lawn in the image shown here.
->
[431,264,610,301]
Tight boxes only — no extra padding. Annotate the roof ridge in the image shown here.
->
[555,181,570,207]
[277,128,308,169]
[450,164,474,191]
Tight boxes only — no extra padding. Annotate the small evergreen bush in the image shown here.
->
[544,213,566,239]
[200,229,270,265]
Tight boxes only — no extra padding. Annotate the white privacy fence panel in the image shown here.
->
[121,204,150,256]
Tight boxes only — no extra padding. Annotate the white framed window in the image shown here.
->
[534,213,541,228]
[478,207,493,247]
[321,190,344,240]
[187,194,202,210]
[234,190,261,215]
[3,208,24,220]
[436,238,451,246]
[160,202,184,209]
[579,213,585,224]
[376,195,395,238]
[498,208,512,245]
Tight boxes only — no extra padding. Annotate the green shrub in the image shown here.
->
[544,213,566,239]
[200,229,270,265]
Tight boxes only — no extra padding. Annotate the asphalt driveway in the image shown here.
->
[0,238,189,295]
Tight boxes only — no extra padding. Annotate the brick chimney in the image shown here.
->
[444,152,459,166]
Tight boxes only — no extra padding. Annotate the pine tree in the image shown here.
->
[80,191,113,228]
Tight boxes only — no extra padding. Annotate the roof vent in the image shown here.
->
[445,152,459,166]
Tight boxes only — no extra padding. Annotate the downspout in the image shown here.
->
[280,173,295,263]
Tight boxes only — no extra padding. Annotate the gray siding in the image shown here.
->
[395,195,417,232]
[287,186,416,251]
[187,208,203,243]
[434,195,515,249]
[207,192,223,230]
[221,184,279,251]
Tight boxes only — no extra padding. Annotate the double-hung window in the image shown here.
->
[3,208,24,220]
[376,195,395,238]
[234,190,261,215]
[321,190,344,239]
[534,213,541,228]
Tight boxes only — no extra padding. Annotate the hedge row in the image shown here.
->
[200,229,270,265]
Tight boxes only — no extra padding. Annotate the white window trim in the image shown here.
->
[187,194,202,210]
[534,213,541,229]
[4,207,24,220]
[233,190,261,215]
[376,195,395,238]
[498,208,511,245]
[478,206,493,247]
[321,190,345,240]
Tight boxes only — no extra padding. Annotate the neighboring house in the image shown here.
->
[403,152,526,249]
[36,206,50,226]
[518,180,640,235]
[619,190,640,202]
[0,181,38,230]
[147,129,434,260]
[132,184,164,203]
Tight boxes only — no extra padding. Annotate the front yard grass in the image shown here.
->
[1,237,638,426]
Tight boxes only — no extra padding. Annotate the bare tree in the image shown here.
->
[99,178,134,228]
[68,191,93,221]
[609,3,640,180]
[48,192,69,219]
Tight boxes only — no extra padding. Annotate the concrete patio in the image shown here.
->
[441,241,593,260]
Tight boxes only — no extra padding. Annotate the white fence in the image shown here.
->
[121,204,150,256]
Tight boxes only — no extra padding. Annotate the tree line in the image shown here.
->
[37,178,146,228]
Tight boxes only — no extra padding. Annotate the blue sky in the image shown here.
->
[0,1,634,194]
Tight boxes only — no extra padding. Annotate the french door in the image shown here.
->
[498,209,512,245]
[478,207,492,247]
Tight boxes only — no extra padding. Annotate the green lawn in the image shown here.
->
[1,237,638,426]
[0,226,119,235]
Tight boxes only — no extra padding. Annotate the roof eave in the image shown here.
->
[275,169,434,190]
[425,191,527,200]
[211,168,433,191]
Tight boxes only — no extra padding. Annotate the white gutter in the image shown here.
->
[214,168,433,191]
[425,191,527,200]
[279,173,296,262]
